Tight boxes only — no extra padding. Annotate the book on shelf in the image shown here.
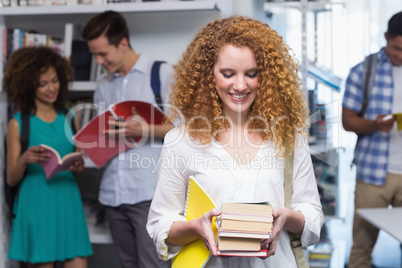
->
[73,100,166,168]
[37,144,83,180]
[216,201,272,258]
[64,23,81,59]
[172,176,218,268]
[71,40,92,81]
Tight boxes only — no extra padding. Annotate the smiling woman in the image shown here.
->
[3,46,92,267]
[213,45,258,120]
[147,16,324,268]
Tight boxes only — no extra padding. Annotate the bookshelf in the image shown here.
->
[0,3,229,265]
[0,1,217,15]
[0,0,225,92]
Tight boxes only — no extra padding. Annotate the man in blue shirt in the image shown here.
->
[342,11,402,268]
[81,11,173,268]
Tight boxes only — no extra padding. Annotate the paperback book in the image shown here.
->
[38,144,83,179]
[216,202,273,257]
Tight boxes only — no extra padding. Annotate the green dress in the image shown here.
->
[8,112,93,263]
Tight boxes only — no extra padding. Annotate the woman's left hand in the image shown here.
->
[69,157,85,174]
[260,207,286,258]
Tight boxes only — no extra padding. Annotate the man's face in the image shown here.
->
[385,33,402,66]
[87,34,126,74]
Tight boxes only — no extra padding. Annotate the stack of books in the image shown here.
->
[217,202,273,257]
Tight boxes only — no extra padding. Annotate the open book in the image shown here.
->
[73,100,166,168]
[172,176,218,268]
[38,144,83,179]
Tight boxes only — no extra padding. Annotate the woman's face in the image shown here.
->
[35,66,59,105]
[213,45,258,120]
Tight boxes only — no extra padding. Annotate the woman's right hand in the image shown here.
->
[21,146,50,165]
[197,208,221,256]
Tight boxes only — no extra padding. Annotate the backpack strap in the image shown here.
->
[359,53,378,117]
[353,53,378,167]
[284,152,310,268]
[61,107,77,135]
[151,61,166,111]
[20,112,30,154]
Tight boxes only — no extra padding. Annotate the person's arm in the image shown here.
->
[166,209,221,255]
[342,107,394,135]
[6,118,49,187]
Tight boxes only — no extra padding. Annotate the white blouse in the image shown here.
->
[147,127,324,267]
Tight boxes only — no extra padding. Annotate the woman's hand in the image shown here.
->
[69,157,85,174]
[260,207,286,258]
[22,146,50,165]
[197,208,221,256]
[166,208,221,249]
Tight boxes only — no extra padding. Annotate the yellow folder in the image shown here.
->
[172,176,218,268]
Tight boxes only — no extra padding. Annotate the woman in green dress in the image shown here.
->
[4,47,93,268]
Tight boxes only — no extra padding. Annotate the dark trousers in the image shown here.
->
[105,201,171,268]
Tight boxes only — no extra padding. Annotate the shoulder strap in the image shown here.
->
[360,53,378,117]
[20,109,76,151]
[151,61,166,111]
[20,113,30,154]
[61,107,77,134]
[284,152,310,268]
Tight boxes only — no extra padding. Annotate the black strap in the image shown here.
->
[62,107,77,134]
[354,53,378,166]
[21,112,30,154]
[151,61,166,111]
[360,53,378,117]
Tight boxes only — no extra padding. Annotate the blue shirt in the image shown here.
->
[342,48,394,185]
[94,54,173,206]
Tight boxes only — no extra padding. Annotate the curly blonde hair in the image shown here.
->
[169,16,308,156]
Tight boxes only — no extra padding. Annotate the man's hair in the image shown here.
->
[81,10,131,48]
[387,11,402,38]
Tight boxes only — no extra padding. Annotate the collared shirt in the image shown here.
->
[342,48,394,185]
[94,54,173,206]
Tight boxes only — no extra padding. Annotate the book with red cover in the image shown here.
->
[38,144,83,179]
[73,100,166,168]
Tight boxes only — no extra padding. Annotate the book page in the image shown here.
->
[38,144,83,179]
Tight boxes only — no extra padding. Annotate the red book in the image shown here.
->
[38,144,83,179]
[73,100,166,168]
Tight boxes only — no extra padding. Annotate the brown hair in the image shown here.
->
[169,16,308,155]
[81,10,131,48]
[3,46,74,115]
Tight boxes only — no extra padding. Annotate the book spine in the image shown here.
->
[184,179,192,218]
